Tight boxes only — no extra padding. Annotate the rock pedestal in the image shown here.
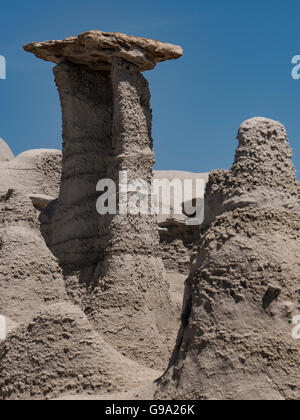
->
[24,31,183,369]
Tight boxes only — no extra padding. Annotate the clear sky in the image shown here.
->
[0,0,300,176]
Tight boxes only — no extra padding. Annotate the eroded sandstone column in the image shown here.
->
[24,31,183,369]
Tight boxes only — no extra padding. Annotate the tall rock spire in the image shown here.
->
[24,31,183,369]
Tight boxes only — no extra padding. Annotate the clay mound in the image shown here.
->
[0,149,61,197]
[0,303,160,400]
[0,138,14,162]
[0,190,66,324]
[156,208,300,400]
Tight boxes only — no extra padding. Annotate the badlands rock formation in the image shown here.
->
[1,31,299,401]
[156,117,300,400]
[23,31,183,370]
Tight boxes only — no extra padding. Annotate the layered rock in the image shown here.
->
[25,31,183,369]
[156,118,300,400]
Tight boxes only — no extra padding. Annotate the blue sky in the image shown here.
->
[0,0,300,176]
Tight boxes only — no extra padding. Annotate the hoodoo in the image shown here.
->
[24,31,183,369]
